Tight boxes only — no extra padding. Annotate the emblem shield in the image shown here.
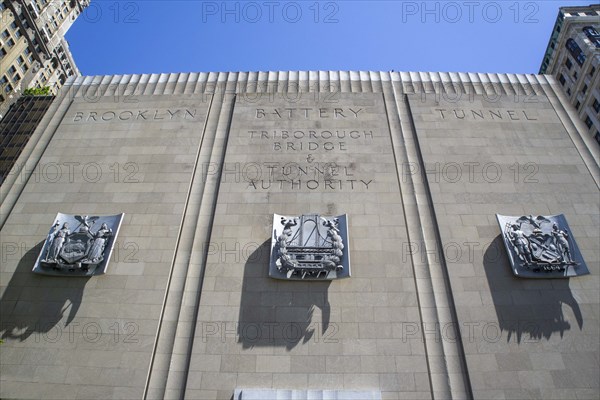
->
[59,233,90,264]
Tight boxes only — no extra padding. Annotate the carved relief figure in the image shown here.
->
[276,217,298,273]
[508,224,534,265]
[323,218,344,271]
[43,221,60,261]
[552,223,573,263]
[86,223,112,263]
[47,222,71,261]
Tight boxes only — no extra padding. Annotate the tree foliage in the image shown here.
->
[23,86,51,96]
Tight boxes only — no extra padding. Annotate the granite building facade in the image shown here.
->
[0,71,599,400]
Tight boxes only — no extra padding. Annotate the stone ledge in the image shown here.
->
[233,389,382,400]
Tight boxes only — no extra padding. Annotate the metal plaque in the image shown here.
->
[270,214,350,280]
[33,213,124,276]
[496,214,589,278]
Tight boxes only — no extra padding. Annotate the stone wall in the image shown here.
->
[1,72,598,400]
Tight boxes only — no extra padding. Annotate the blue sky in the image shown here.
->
[66,1,595,76]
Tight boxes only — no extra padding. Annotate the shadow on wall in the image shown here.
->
[0,241,91,341]
[237,240,331,350]
[483,235,583,343]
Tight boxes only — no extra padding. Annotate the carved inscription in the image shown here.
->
[435,109,538,121]
[255,107,363,119]
[240,162,372,191]
[72,109,197,122]
[241,104,378,191]
[249,129,374,152]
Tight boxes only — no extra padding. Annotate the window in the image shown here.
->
[24,47,31,55]
[4,83,12,93]
[583,26,600,47]
[0,48,6,59]
[10,22,17,30]
[565,58,573,70]
[6,38,14,47]
[590,66,596,77]
[582,84,588,94]
[575,101,581,110]
[595,131,600,145]
[12,73,20,82]
[17,56,24,65]
[593,98,600,113]
[573,71,578,80]
[585,115,593,128]
[566,39,586,66]
[0,75,7,85]
[14,29,22,38]
[1,30,9,39]
[7,66,16,75]
[559,74,566,85]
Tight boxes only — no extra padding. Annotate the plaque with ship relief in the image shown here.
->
[270,214,350,280]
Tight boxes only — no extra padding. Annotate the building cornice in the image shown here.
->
[64,71,554,98]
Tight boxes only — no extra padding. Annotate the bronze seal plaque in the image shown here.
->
[33,213,124,276]
[497,214,589,278]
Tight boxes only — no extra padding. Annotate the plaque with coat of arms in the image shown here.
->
[33,213,124,276]
[496,214,589,278]
[270,213,350,280]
